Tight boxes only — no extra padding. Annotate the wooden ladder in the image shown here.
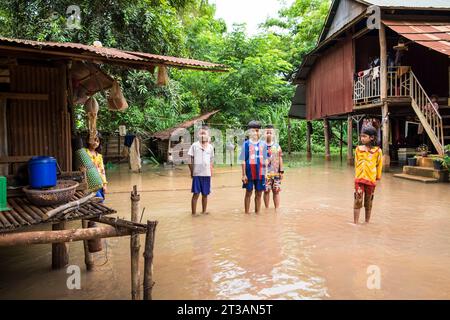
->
[409,71,445,155]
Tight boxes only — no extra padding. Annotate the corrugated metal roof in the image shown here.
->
[151,110,220,140]
[360,0,450,9]
[126,51,225,69]
[383,19,450,56]
[0,37,227,71]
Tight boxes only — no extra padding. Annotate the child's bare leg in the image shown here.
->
[191,193,200,215]
[244,190,252,214]
[255,191,263,213]
[273,190,280,209]
[364,193,374,223]
[263,191,270,208]
[354,208,361,224]
[202,195,208,214]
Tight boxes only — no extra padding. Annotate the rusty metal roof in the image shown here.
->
[151,110,220,140]
[359,0,450,9]
[0,37,227,71]
[383,19,450,56]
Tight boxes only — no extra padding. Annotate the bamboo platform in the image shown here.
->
[0,191,116,233]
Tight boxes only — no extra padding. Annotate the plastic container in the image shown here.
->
[28,156,57,189]
[407,157,417,166]
[0,176,10,211]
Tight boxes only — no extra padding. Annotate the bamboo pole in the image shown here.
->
[52,222,69,269]
[143,220,158,300]
[306,121,312,159]
[44,193,96,221]
[347,115,354,165]
[130,185,141,300]
[323,118,331,161]
[82,220,94,271]
[0,225,145,247]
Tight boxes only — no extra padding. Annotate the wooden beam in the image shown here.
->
[306,121,312,159]
[379,23,390,170]
[347,115,354,165]
[143,220,158,300]
[130,185,141,301]
[0,92,49,100]
[287,117,292,155]
[52,222,69,269]
[0,225,146,247]
[324,118,331,161]
[339,120,343,161]
[0,156,35,164]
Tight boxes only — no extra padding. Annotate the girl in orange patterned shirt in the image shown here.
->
[85,134,107,201]
[354,125,382,224]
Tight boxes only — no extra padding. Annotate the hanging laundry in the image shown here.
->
[129,136,142,172]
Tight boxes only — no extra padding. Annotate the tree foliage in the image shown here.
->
[0,0,340,153]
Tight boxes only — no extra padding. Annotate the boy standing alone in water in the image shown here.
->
[240,121,265,214]
[354,124,383,224]
[188,126,214,216]
[263,125,284,209]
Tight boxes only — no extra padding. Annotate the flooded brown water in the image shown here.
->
[1,155,450,299]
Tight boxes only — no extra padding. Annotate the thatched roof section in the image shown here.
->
[151,110,220,140]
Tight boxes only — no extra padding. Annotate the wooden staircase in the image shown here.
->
[409,71,445,155]
[394,157,449,183]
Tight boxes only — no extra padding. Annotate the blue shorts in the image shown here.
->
[192,176,211,196]
[243,179,265,192]
[96,188,105,203]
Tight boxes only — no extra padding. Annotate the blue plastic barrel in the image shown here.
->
[28,156,57,189]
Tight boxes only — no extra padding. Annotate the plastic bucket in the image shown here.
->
[28,156,57,189]
[407,157,417,166]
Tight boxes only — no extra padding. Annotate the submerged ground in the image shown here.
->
[1,154,450,299]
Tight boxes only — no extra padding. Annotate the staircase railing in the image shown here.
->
[409,70,445,155]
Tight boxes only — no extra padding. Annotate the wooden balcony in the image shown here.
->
[353,66,411,108]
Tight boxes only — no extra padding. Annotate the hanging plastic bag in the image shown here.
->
[107,80,128,111]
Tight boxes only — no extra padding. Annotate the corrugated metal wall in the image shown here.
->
[306,35,354,120]
[7,64,72,171]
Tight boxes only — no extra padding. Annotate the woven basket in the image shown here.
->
[23,180,79,207]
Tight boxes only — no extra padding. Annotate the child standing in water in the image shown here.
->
[263,125,284,209]
[85,134,107,201]
[354,125,382,224]
[240,121,265,214]
[188,126,214,216]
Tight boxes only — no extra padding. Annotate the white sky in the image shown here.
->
[211,0,295,36]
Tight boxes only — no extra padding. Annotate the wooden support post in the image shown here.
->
[52,222,69,269]
[379,23,390,170]
[130,185,141,300]
[287,117,292,155]
[306,121,312,159]
[82,220,94,271]
[339,120,343,161]
[143,220,158,300]
[347,115,354,165]
[323,118,331,161]
[382,103,391,170]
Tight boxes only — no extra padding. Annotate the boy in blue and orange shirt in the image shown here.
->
[240,121,265,214]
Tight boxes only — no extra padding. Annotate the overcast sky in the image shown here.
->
[211,0,295,36]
